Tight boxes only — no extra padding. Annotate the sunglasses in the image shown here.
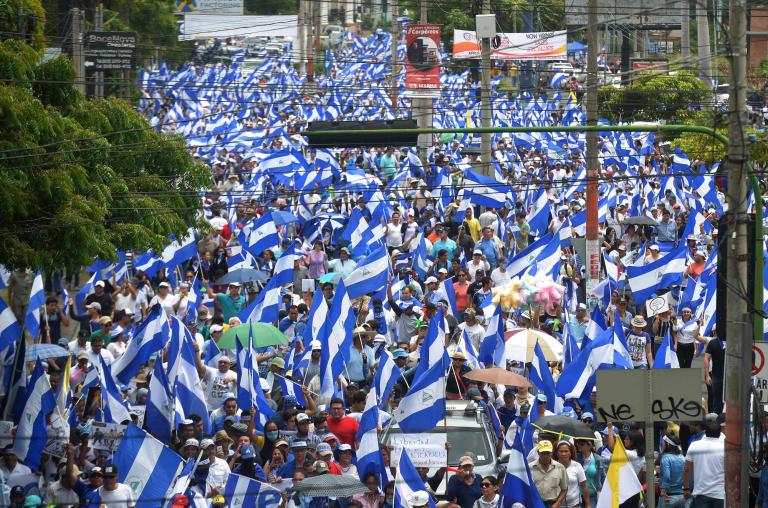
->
[481,483,493,488]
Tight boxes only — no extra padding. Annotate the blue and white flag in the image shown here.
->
[549,72,567,90]
[12,358,55,470]
[529,342,556,412]
[167,317,212,433]
[556,327,630,400]
[318,280,355,398]
[499,431,546,508]
[302,289,328,348]
[506,233,555,278]
[24,271,44,340]
[112,424,184,508]
[0,296,21,352]
[457,330,481,370]
[626,244,687,303]
[412,233,433,279]
[478,305,505,366]
[144,358,174,443]
[393,449,435,508]
[223,473,282,508]
[238,245,298,323]
[612,309,634,369]
[414,307,449,380]
[344,246,390,298]
[356,387,388,489]
[394,360,445,433]
[652,329,680,368]
[277,375,307,407]
[341,207,374,256]
[236,327,259,411]
[239,213,280,257]
[111,304,168,385]
[98,356,132,424]
[463,170,510,209]
[373,350,401,408]
[162,228,197,270]
[433,277,458,317]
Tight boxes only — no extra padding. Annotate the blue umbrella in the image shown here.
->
[26,344,69,362]
[216,268,269,284]
[270,210,299,227]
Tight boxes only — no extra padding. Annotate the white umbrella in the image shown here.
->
[504,328,563,363]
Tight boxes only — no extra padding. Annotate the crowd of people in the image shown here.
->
[0,28,745,508]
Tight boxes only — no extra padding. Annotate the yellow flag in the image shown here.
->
[596,435,643,508]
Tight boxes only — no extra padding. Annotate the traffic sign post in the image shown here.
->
[83,32,136,72]
[753,344,768,405]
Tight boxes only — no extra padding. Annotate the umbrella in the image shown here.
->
[26,344,69,362]
[318,272,342,284]
[270,210,299,227]
[622,215,659,226]
[504,328,563,362]
[294,474,369,497]
[465,367,532,388]
[218,322,288,350]
[532,415,599,440]
[216,268,268,285]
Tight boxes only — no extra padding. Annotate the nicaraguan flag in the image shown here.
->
[144,358,174,443]
[240,213,280,258]
[236,326,258,410]
[98,356,132,424]
[529,342,556,412]
[652,329,680,368]
[167,317,212,433]
[499,431,546,508]
[111,304,169,385]
[113,424,184,508]
[478,305,505,366]
[373,350,401,408]
[277,375,307,407]
[550,72,568,89]
[356,387,389,489]
[412,233,433,279]
[413,307,449,380]
[457,329,481,370]
[612,309,634,369]
[395,360,445,433]
[0,296,21,352]
[344,246,390,298]
[24,271,44,340]
[556,327,629,400]
[463,170,510,209]
[223,473,282,508]
[393,448,435,508]
[12,358,55,470]
[341,207,374,256]
[302,289,328,348]
[625,244,687,303]
[318,280,355,398]
[238,245,298,324]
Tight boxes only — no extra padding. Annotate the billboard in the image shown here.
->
[405,24,442,95]
[175,0,243,15]
[564,0,681,27]
[179,15,298,40]
[83,32,136,71]
[452,30,567,61]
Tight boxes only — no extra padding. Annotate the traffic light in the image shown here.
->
[305,120,420,148]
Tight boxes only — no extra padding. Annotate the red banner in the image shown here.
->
[405,24,441,93]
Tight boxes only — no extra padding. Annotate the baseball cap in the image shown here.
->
[184,439,200,448]
[296,413,310,423]
[240,445,255,459]
[291,440,308,449]
[210,324,224,333]
[10,486,24,498]
[310,340,322,350]
[218,355,231,364]
[338,444,353,452]
[537,393,548,402]
[409,491,430,507]
[581,412,595,421]
[57,337,69,346]
[270,357,285,369]
[94,280,105,288]
[458,455,474,466]
[229,282,242,287]
[103,464,118,477]
[650,244,660,251]
[392,348,409,359]
[22,495,42,507]
[313,460,329,474]
[316,443,333,456]
[425,276,438,285]
[158,282,170,288]
[200,439,215,449]
[537,440,554,453]
[85,302,101,311]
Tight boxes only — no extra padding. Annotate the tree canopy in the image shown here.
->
[0,39,209,271]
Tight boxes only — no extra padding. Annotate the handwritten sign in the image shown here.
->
[389,433,447,468]
[645,293,672,317]
[596,369,704,423]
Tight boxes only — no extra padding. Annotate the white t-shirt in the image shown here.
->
[150,293,175,317]
[686,436,725,498]
[114,292,138,314]
[202,366,237,408]
[172,294,189,319]
[385,222,403,248]
[108,340,127,360]
[491,267,511,287]
[97,483,135,508]
[564,460,586,507]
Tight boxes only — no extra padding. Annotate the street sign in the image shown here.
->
[83,32,136,71]
[753,343,768,404]
[595,369,705,423]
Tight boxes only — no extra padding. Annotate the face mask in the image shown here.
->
[266,431,279,441]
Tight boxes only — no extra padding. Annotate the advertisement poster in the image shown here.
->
[405,24,442,94]
[452,29,567,61]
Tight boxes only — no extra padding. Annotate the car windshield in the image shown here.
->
[384,428,494,467]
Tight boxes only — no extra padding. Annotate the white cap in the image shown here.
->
[310,340,322,350]
[438,268,448,274]
[695,250,706,258]
[650,245,660,251]
[94,280,105,288]
[184,438,200,448]
[425,276,438,284]
[373,334,387,343]
[159,282,170,288]
[409,491,431,506]
[210,324,224,332]
[85,302,101,310]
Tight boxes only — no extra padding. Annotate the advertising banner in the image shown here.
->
[405,24,442,94]
[452,29,567,61]
[176,0,243,15]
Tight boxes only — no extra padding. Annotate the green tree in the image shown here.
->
[0,0,46,51]
[598,71,710,124]
[0,46,209,271]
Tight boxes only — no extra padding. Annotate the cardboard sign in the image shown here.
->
[91,422,126,452]
[301,279,315,293]
[596,369,704,422]
[645,293,672,317]
[390,433,447,468]
[405,24,442,94]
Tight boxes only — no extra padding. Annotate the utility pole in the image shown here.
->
[298,0,305,74]
[585,0,600,298]
[724,0,750,503]
[94,3,104,99]
[415,0,431,164]
[71,8,85,95]
[390,0,398,116]
[479,0,492,177]
[306,0,315,81]
[681,0,690,68]
[512,3,517,32]
[696,0,712,88]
